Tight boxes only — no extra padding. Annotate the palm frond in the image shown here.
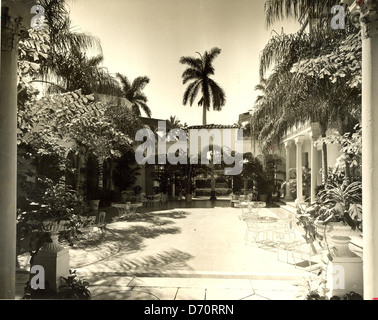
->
[132,76,150,92]
[133,93,148,104]
[203,47,221,75]
[87,54,104,67]
[136,102,152,118]
[116,73,132,92]
[182,68,203,84]
[264,0,339,28]
[183,80,201,106]
[179,56,202,70]
[208,78,226,111]
[189,81,202,106]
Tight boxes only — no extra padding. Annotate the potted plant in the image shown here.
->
[88,189,101,211]
[17,178,85,262]
[297,177,362,257]
[314,180,361,227]
[23,269,91,300]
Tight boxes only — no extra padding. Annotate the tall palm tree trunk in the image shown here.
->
[202,106,207,126]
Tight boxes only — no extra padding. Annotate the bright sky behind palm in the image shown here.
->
[68,0,299,126]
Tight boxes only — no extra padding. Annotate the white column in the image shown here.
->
[361,5,378,300]
[295,137,304,205]
[0,0,34,298]
[0,9,19,299]
[284,140,294,200]
[310,133,318,203]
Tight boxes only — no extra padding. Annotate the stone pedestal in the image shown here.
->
[325,236,363,298]
[326,257,363,298]
[32,248,70,292]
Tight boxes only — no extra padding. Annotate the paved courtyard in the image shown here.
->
[16,202,320,300]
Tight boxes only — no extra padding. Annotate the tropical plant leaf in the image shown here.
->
[349,203,362,222]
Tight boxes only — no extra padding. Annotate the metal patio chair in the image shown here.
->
[149,193,163,206]
[244,216,277,245]
[138,192,149,206]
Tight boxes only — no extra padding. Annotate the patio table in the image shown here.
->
[111,203,130,215]
[239,201,266,220]
[129,203,143,214]
[256,216,279,244]
[111,203,142,216]
[244,215,279,245]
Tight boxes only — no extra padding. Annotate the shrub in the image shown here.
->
[195,188,232,196]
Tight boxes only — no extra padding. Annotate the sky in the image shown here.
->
[67,0,300,126]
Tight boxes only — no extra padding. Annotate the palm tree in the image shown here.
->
[22,1,120,98]
[42,49,119,95]
[179,47,226,125]
[116,73,152,118]
[38,0,104,86]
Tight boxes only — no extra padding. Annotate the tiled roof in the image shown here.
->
[186,124,240,129]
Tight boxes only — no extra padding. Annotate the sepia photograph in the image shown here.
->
[0,0,374,305]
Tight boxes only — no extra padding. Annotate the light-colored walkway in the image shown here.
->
[16,206,320,300]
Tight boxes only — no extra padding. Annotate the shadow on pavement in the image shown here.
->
[88,249,194,278]
[73,223,182,256]
[106,225,182,252]
[74,209,188,252]
[74,248,194,300]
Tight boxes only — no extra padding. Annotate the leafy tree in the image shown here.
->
[179,48,226,125]
[251,1,361,183]
[17,1,143,204]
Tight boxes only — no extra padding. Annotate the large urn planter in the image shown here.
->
[89,199,100,212]
[315,221,363,298]
[315,221,361,257]
[39,219,72,252]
